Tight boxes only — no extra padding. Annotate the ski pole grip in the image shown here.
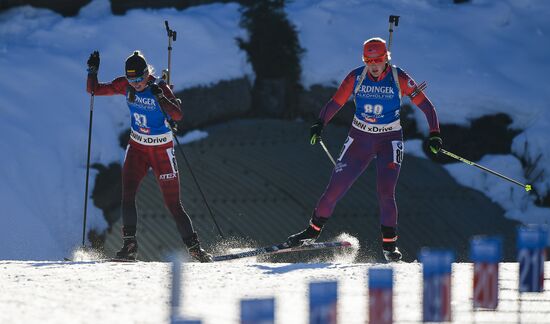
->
[389,15,400,26]
[165,20,176,41]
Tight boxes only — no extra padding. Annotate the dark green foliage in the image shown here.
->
[515,143,549,208]
[0,0,91,16]
[88,229,107,250]
[110,0,238,15]
[237,0,304,81]
[91,162,122,226]
[119,129,130,149]
[540,194,550,208]
[237,0,305,116]
[427,113,521,163]
[400,104,423,139]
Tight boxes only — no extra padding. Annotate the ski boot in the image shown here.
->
[382,225,402,262]
[286,216,327,247]
[115,236,138,261]
[383,246,402,262]
[184,233,213,263]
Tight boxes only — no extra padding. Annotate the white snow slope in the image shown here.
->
[1,0,549,260]
[1,259,549,324]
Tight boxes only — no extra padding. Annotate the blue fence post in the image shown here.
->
[470,236,502,309]
[309,281,338,324]
[173,320,201,324]
[368,267,393,324]
[517,225,548,293]
[170,255,184,324]
[241,298,275,324]
[419,249,455,322]
[169,255,202,324]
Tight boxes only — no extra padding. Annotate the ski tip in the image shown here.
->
[341,241,352,247]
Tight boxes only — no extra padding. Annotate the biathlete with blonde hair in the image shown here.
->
[286,38,443,261]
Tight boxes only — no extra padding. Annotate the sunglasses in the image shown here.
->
[126,75,145,83]
[364,56,387,64]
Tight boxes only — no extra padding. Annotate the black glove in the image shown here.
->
[428,131,443,154]
[168,119,178,132]
[87,51,100,74]
[149,83,164,98]
[310,119,324,145]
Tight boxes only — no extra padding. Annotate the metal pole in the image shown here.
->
[82,92,94,246]
[440,149,532,192]
[319,139,337,166]
[160,21,224,238]
[171,132,225,238]
[387,15,400,52]
[165,20,176,86]
[153,96,225,238]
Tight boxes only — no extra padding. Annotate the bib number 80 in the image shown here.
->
[364,104,383,115]
[392,140,403,165]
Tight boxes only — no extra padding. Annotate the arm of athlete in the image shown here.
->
[317,70,356,125]
[85,51,127,96]
[86,75,127,96]
[397,68,440,133]
[397,67,443,153]
[156,82,183,121]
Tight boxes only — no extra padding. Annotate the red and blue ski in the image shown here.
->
[63,241,352,262]
[213,241,352,262]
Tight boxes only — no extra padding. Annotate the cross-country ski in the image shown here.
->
[213,241,352,262]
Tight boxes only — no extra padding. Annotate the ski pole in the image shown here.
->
[171,132,225,238]
[164,20,176,87]
[440,148,532,192]
[387,15,400,53]
[82,91,95,246]
[319,139,337,166]
[157,105,226,240]
[160,21,225,238]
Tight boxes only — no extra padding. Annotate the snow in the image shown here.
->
[177,130,209,144]
[512,109,550,198]
[1,258,549,323]
[403,139,425,158]
[444,154,547,224]
[0,0,549,259]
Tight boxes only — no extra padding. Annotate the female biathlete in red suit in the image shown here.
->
[286,38,443,261]
[86,51,212,262]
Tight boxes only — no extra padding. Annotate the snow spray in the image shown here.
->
[240,298,275,324]
[517,225,548,293]
[470,236,502,309]
[419,249,454,322]
[309,281,338,324]
[368,267,393,324]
